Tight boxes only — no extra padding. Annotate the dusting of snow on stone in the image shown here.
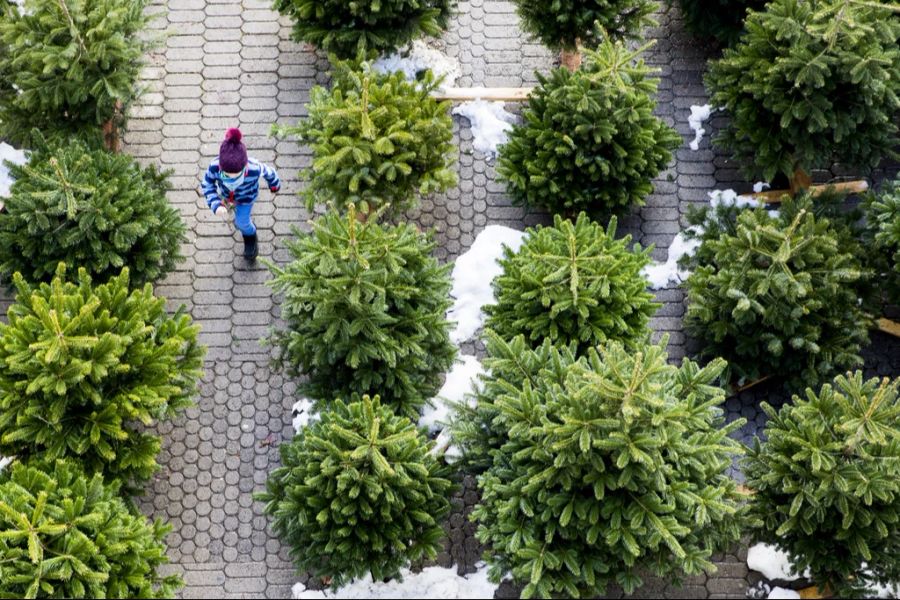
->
[452,100,517,158]
[747,543,804,582]
[767,587,800,600]
[642,229,703,290]
[420,355,485,434]
[0,142,27,198]
[688,104,713,151]
[292,564,497,599]
[708,188,760,209]
[373,40,461,89]
[447,225,526,344]
[291,398,318,433]
[753,181,771,193]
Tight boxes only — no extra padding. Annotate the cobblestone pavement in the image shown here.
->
[115,1,900,598]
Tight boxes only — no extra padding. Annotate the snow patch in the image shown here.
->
[292,564,497,599]
[420,355,484,434]
[753,181,771,193]
[767,587,800,600]
[373,41,461,89]
[0,456,12,472]
[708,188,760,209]
[641,229,703,290]
[447,225,526,344]
[747,543,805,582]
[0,142,27,198]
[291,398,318,433]
[452,100,516,158]
[688,104,713,151]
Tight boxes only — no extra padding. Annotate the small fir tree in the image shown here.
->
[864,176,900,305]
[266,207,456,418]
[0,458,182,598]
[0,137,186,286]
[274,60,456,215]
[472,337,746,598]
[498,40,680,215]
[512,0,656,50]
[258,395,454,588]
[672,0,766,46]
[0,0,154,147]
[273,0,454,59]
[485,213,658,354]
[745,373,900,598]
[0,265,204,485]
[706,0,900,183]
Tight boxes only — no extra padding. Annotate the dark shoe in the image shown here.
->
[242,234,258,260]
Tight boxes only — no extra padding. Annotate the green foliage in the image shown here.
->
[471,336,746,598]
[706,0,900,182]
[0,137,186,286]
[682,197,870,392]
[864,176,900,304]
[746,373,900,598]
[0,265,204,485]
[512,0,656,50]
[672,0,766,46]
[485,212,657,354]
[273,0,453,59]
[0,0,154,147]
[274,60,456,215]
[0,458,181,599]
[266,208,456,418]
[498,40,680,215]
[258,395,454,588]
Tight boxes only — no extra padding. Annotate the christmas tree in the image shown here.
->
[472,337,746,598]
[0,264,204,485]
[673,0,766,46]
[706,0,900,183]
[0,0,154,147]
[864,176,900,305]
[266,207,456,418]
[512,0,656,50]
[498,39,680,215]
[0,458,182,598]
[257,395,454,588]
[274,60,457,215]
[486,213,657,354]
[0,137,186,286]
[745,373,900,598]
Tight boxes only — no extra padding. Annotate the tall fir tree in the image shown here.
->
[512,0,656,50]
[864,176,900,305]
[672,0,766,46]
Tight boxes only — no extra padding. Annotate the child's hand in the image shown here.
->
[215,206,229,220]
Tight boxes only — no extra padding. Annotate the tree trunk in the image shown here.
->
[789,167,812,196]
[560,41,582,71]
[102,101,124,153]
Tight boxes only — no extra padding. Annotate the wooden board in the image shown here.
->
[749,180,869,203]
[433,87,534,102]
[877,318,900,338]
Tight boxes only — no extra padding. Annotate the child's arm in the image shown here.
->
[260,162,280,193]
[201,164,222,213]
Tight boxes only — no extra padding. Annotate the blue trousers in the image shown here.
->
[233,202,256,236]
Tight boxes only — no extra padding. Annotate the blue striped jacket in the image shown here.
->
[201,158,280,213]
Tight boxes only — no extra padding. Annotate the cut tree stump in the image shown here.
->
[747,180,869,204]
[433,87,534,102]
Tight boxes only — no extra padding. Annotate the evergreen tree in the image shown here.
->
[0,137,186,286]
[706,0,900,183]
[266,207,456,418]
[273,0,454,59]
[0,265,204,485]
[672,0,766,46]
[498,40,680,215]
[485,213,657,354]
[274,60,456,215]
[0,0,154,147]
[512,0,656,50]
[745,373,900,598]
[683,197,870,391]
[0,458,182,598]
[258,395,454,588]
[864,176,900,305]
[472,337,746,598]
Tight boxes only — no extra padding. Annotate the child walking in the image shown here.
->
[201,128,280,260]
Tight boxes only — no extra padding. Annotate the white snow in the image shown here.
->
[708,188,760,209]
[447,225,526,344]
[747,543,805,582]
[767,587,800,599]
[642,229,703,290]
[452,100,517,158]
[0,456,11,472]
[420,355,485,434]
[292,564,497,599]
[291,398,318,433]
[688,104,713,151]
[0,142,27,198]
[753,181,771,193]
[373,41,461,89]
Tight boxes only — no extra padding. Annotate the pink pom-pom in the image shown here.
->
[225,128,242,143]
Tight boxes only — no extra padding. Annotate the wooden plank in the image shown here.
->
[748,180,869,204]
[433,87,534,102]
[877,318,900,338]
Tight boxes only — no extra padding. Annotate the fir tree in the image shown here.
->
[273,0,454,59]
[671,0,766,46]
[266,207,456,418]
[512,0,656,50]
[0,136,186,286]
[498,40,680,215]
[0,0,154,147]
[274,60,457,215]
[257,395,454,588]
[745,373,900,598]
[472,337,746,598]
[864,176,900,305]
[0,458,182,598]
[706,0,900,183]
[0,264,204,485]
[485,213,658,354]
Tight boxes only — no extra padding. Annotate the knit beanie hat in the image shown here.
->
[219,128,248,173]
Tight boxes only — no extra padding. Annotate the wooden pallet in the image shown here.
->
[433,87,534,102]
